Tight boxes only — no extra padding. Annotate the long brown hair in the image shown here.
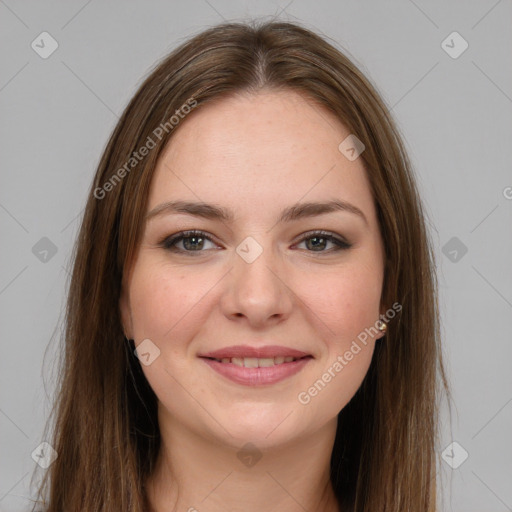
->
[31,19,452,511]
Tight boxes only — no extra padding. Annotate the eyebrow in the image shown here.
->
[145,199,368,226]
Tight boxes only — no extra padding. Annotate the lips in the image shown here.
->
[208,355,302,368]
[198,345,313,386]
[199,345,311,360]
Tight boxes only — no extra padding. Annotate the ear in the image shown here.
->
[375,323,387,341]
[119,284,133,340]
[376,305,389,340]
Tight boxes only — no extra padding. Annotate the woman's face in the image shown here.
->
[120,89,386,449]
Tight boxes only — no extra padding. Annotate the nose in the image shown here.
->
[220,237,294,328]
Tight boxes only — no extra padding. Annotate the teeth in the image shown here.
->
[214,356,300,367]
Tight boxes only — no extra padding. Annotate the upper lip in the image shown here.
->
[199,345,312,359]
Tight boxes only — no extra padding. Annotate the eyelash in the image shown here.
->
[158,229,352,255]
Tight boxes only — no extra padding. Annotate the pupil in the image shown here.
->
[184,236,203,250]
[181,235,329,251]
[307,237,326,251]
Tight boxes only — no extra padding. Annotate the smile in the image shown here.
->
[207,356,302,367]
[199,346,313,386]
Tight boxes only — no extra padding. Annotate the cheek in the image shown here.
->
[129,262,210,339]
[298,346,374,430]
[297,258,383,341]
[295,265,380,418]
[128,264,209,411]
[297,260,381,418]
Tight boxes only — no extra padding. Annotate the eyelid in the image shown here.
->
[293,229,351,247]
[159,230,221,251]
[159,229,352,253]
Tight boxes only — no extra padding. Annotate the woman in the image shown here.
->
[32,19,452,512]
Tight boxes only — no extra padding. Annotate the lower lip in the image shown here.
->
[200,357,312,386]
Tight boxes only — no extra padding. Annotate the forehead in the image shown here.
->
[148,89,377,227]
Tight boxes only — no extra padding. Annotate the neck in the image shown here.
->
[145,409,341,512]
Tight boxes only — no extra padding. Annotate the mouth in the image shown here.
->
[202,355,310,367]
[198,345,313,386]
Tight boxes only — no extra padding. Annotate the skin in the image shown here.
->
[120,89,386,512]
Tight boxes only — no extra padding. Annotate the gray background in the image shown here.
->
[1,1,511,511]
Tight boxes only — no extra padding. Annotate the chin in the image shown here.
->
[212,405,305,448]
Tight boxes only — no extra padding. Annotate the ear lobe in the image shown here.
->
[376,315,388,340]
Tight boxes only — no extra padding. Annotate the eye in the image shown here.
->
[294,230,352,253]
[159,230,219,255]
[159,229,352,256]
